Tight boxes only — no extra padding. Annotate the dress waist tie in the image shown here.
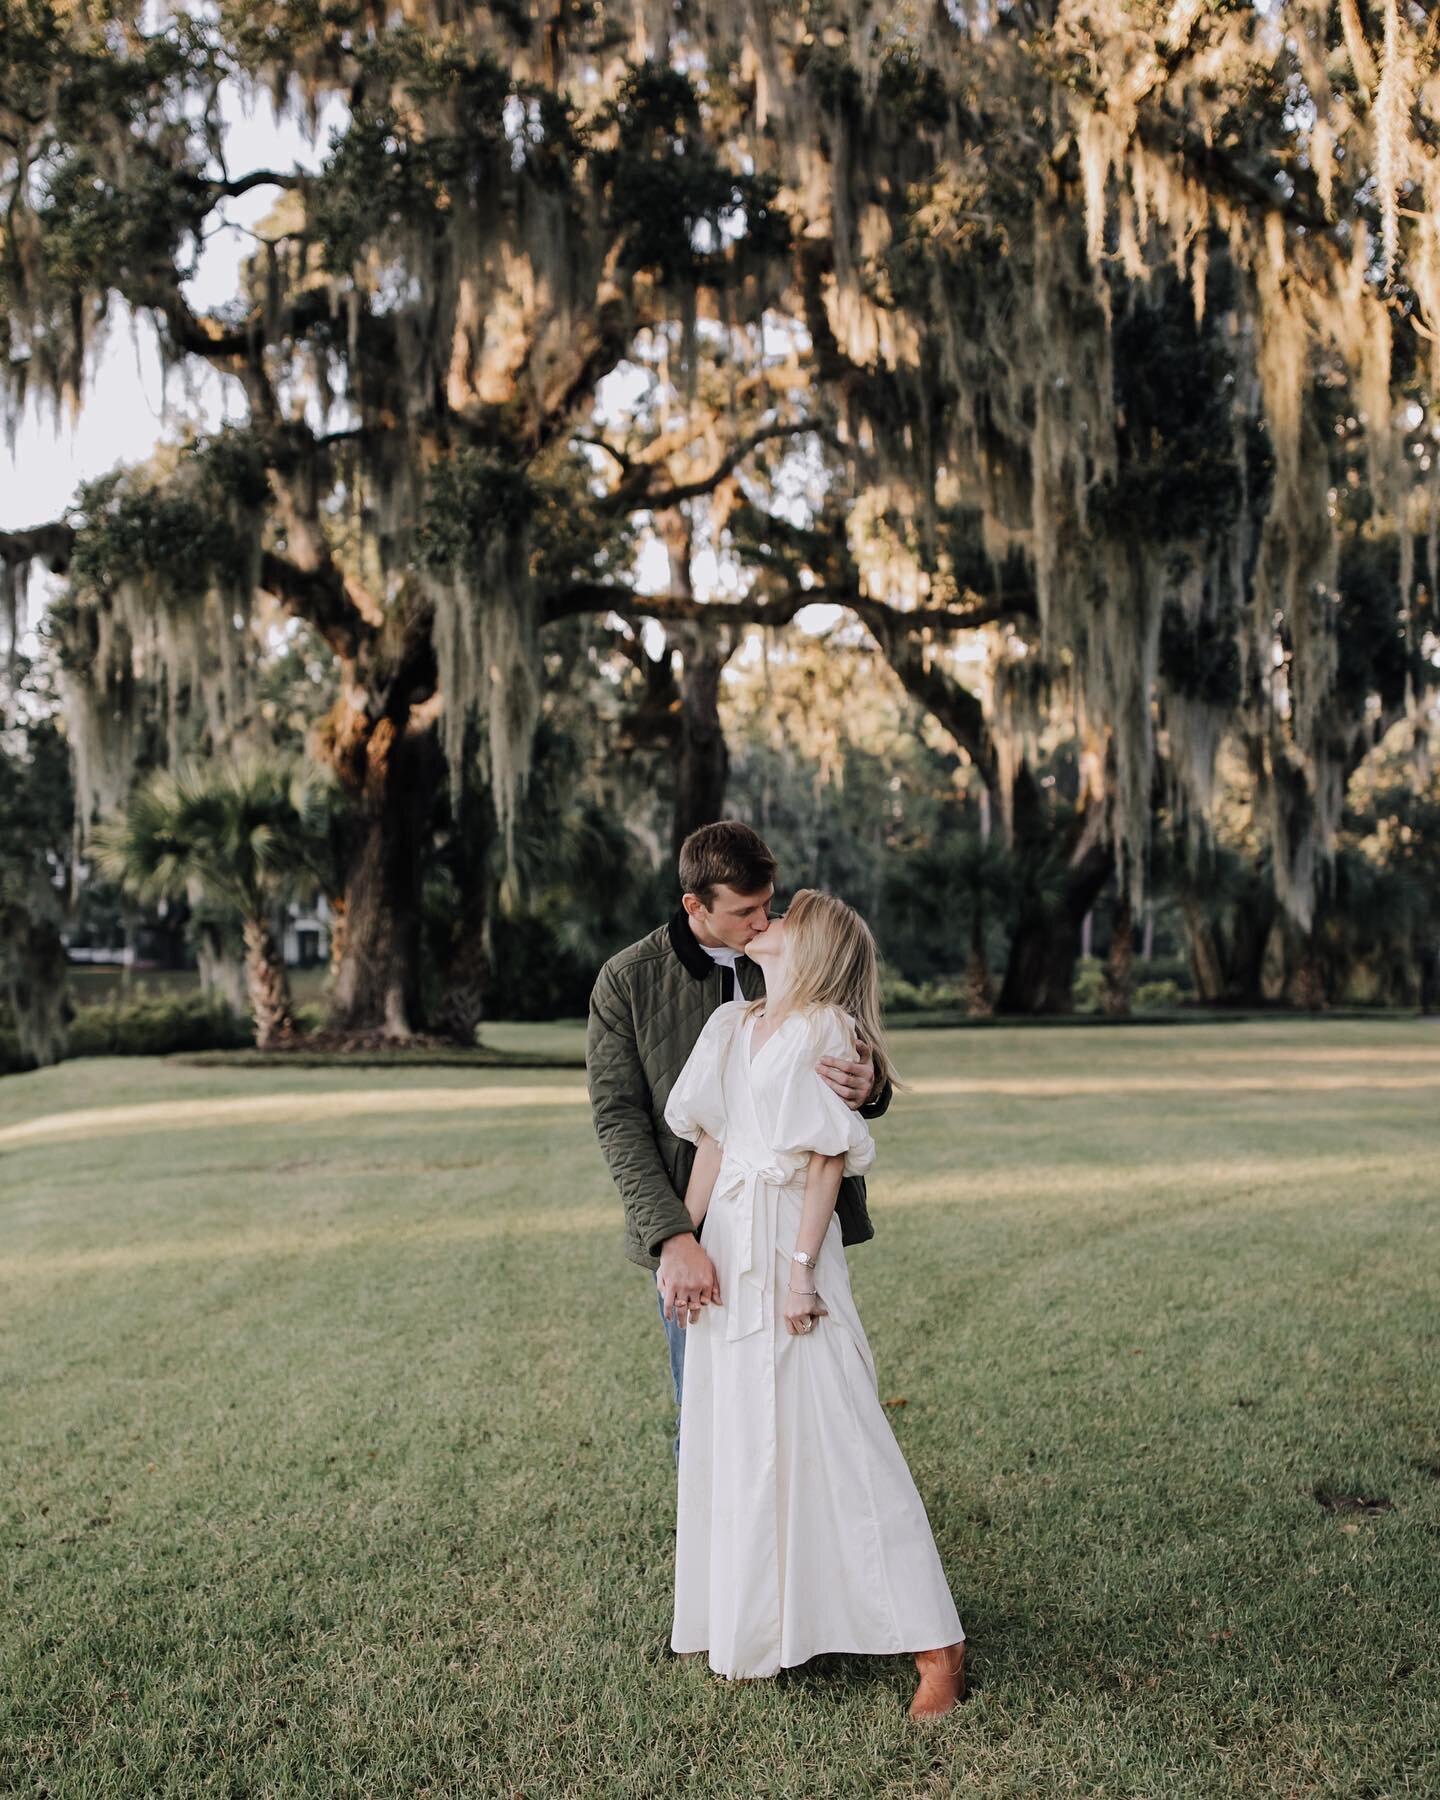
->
[713,1150,798,1342]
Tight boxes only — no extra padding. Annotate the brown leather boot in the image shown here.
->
[908,1639,967,1719]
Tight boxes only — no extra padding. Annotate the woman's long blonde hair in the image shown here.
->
[747,888,899,1092]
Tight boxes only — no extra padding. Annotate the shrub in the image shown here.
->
[1133,956,1193,992]
[2,992,256,1073]
[880,976,971,1015]
[1134,979,1185,1012]
[67,995,252,1058]
[1071,956,1105,1015]
[880,976,926,1013]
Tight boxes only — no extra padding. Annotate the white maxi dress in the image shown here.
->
[663,1000,964,1679]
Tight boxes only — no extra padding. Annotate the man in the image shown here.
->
[586,819,892,1461]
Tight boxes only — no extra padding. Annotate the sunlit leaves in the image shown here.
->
[65,430,269,603]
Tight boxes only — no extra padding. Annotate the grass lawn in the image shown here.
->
[2,1021,1438,1798]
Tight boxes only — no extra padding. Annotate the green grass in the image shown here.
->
[2,1021,1438,1798]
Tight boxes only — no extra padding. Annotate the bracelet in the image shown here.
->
[787,1280,816,1296]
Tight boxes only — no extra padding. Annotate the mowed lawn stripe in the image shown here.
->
[0,1081,591,1150]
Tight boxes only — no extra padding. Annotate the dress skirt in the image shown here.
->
[670,1162,964,1679]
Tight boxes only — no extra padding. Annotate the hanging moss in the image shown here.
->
[419,450,540,854]
[50,431,268,828]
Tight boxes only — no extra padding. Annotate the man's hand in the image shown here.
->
[657,1231,721,1328]
[818,1033,877,1111]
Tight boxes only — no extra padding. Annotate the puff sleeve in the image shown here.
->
[769,1007,877,1178]
[663,1001,744,1147]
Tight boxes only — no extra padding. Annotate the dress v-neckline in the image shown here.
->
[745,1009,788,1072]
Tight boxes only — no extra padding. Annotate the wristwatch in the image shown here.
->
[790,1250,817,1270]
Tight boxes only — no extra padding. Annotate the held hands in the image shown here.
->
[657,1231,721,1330]
[817,1034,876,1111]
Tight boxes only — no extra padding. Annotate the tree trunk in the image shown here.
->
[1419,939,1440,1015]
[1102,895,1135,1016]
[1181,897,1228,1004]
[998,854,1113,1012]
[672,625,731,859]
[241,915,297,1049]
[1230,888,1278,1005]
[1260,914,1328,1010]
[1294,937,1328,1012]
[326,715,441,1037]
[964,954,994,1016]
[5,913,69,1068]
[327,895,348,981]
[433,916,489,1046]
[997,774,1114,1015]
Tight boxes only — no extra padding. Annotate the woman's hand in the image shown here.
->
[784,1281,828,1337]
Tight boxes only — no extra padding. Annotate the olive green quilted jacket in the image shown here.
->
[586,910,890,1271]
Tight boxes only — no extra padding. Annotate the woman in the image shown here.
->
[662,888,967,1718]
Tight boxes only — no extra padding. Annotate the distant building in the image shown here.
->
[281,897,333,969]
[67,897,335,971]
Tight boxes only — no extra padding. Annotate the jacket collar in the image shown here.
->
[668,906,738,983]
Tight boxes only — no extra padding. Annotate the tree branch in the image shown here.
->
[1129,112,1334,238]
[599,419,832,518]
[257,550,374,663]
[0,522,75,573]
[859,609,996,780]
[528,275,656,455]
[199,169,304,202]
[572,434,633,474]
[543,580,1031,636]
[132,281,385,370]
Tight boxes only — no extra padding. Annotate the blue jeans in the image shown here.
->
[657,1284,686,1466]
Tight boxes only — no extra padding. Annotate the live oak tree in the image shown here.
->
[0,5,809,1032]
[3,2,1437,1023]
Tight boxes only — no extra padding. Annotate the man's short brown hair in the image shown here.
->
[678,820,777,906]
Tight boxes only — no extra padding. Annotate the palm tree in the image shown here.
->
[96,759,316,1048]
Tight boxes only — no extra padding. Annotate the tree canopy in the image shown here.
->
[2,1,1437,1037]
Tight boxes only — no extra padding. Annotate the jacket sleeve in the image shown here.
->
[859,1072,892,1121]
[586,959,695,1258]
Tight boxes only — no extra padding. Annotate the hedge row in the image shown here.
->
[0,995,257,1074]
